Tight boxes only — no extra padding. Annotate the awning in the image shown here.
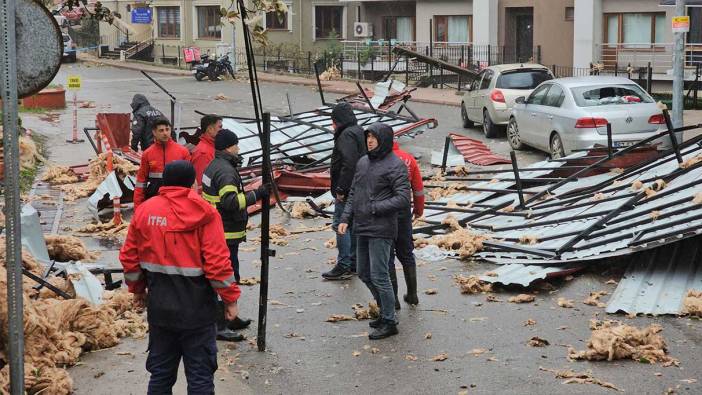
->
[660,0,702,6]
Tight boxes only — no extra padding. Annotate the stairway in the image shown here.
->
[100,41,138,59]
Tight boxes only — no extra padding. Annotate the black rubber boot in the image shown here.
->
[369,319,399,340]
[389,268,400,310]
[227,316,252,331]
[368,317,382,328]
[216,302,245,342]
[402,266,419,306]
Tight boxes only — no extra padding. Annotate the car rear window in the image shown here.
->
[496,70,552,90]
[571,84,653,107]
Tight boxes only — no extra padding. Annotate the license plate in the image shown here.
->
[613,141,635,148]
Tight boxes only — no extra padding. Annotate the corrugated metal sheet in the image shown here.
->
[221,105,434,167]
[448,133,511,166]
[479,263,583,287]
[606,236,702,315]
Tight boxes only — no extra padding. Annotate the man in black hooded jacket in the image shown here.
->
[323,103,366,280]
[339,122,410,340]
[130,94,165,152]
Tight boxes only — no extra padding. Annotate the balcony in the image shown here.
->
[595,43,702,77]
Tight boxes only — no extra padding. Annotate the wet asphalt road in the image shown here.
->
[20,63,702,394]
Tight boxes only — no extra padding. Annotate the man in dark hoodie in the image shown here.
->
[339,122,410,340]
[130,94,165,152]
[323,102,366,281]
[120,160,240,394]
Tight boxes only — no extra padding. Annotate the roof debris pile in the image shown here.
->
[412,123,702,315]
[682,290,702,317]
[44,235,100,262]
[0,240,146,395]
[0,127,44,181]
[59,153,138,202]
[568,320,678,366]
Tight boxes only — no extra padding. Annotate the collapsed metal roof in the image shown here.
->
[221,104,437,168]
[415,123,702,265]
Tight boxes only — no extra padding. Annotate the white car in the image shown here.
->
[461,64,553,137]
[507,76,669,158]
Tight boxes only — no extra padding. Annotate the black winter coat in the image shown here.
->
[201,151,257,242]
[341,123,410,239]
[330,103,366,196]
[130,94,164,152]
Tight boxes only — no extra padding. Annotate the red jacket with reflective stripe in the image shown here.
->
[393,142,425,217]
[190,134,215,194]
[120,186,240,328]
[134,139,191,208]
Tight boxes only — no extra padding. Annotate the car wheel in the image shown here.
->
[507,118,523,150]
[482,109,500,138]
[461,104,474,128]
[550,133,566,159]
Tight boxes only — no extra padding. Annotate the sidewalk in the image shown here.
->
[78,53,463,107]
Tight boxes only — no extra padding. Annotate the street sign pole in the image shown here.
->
[672,0,686,130]
[67,75,84,143]
[0,0,26,392]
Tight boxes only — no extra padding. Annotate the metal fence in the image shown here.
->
[595,43,702,75]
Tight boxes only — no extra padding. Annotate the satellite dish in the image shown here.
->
[14,0,63,98]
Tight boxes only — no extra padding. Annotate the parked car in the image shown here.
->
[461,64,553,138]
[62,33,76,63]
[507,76,668,158]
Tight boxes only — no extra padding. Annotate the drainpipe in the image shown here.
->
[299,0,303,50]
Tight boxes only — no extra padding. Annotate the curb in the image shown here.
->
[79,55,192,77]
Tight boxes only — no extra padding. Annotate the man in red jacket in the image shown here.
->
[191,114,222,193]
[120,160,240,394]
[133,118,191,208]
[389,141,425,307]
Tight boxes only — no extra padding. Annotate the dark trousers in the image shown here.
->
[227,240,241,283]
[388,210,416,269]
[146,323,218,395]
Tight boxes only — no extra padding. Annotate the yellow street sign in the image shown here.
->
[672,16,690,33]
[67,75,81,90]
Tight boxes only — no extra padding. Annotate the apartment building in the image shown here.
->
[99,0,702,71]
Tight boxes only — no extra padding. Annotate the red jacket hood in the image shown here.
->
[393,141,399,151]
[158,186,215,231]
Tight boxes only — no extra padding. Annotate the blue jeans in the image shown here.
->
[146,324,218,395]
[332,200,356,271]
[388,210,416,269]
[357,236,396,323]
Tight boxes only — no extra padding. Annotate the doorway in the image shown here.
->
[505,7,534,63]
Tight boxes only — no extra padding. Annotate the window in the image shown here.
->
[690,7,702,44]
[266,4,289,30]
[527,84,551,105]
[479,71,493,90]
[543,84,565,107]
[571,84,653,107]
[315,6,343,40]
[197,6,221,39]
[384,16,415,42]
[157,7,180,39]
[565,7,574,21]
[434,15,472,43]
[496,69,553,90]
[603,13,666,47]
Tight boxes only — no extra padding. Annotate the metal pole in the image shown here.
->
[429,19,434,88]
[313,61,326,105]
[257,112,272,352]
[663,109,684,163]
[606,123,613,158]
[1,0,25,391]
[441,135,451,173]
[510,151,525,208]
[673,0,686,129]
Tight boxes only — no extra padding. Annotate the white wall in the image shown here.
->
[415,0,473,43]
[472,0,497,46]
[573,0,601,68]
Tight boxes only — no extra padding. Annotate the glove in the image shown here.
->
[256,183,271,200]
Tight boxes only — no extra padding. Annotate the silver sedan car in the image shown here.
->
[507,76,668,158]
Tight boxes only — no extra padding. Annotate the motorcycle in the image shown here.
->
[192,52,235,81]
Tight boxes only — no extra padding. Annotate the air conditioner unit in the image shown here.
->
[354,22,373,38]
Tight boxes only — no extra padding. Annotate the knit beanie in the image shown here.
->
[163,160,196,188]
[214,129,239,151]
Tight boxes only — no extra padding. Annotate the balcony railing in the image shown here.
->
[595,42,702,75]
